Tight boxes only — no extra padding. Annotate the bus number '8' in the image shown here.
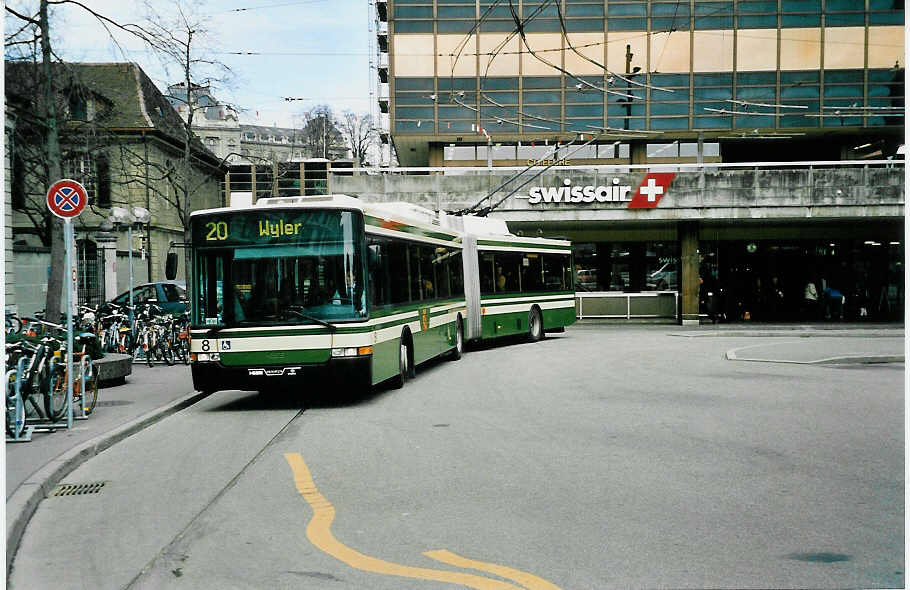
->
[206,221,228,241]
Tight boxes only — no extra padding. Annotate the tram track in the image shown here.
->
[123,403,307,590]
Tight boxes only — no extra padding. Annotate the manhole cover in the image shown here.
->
[95,400,134,407]
[48,481,107,497]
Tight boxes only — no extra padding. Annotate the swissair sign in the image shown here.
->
[523,173,677,209]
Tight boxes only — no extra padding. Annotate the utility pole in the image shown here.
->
[624,44,633,131]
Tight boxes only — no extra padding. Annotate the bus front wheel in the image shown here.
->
[391,332,411,389]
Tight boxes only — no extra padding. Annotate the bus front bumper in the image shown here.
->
[191,356,372,394]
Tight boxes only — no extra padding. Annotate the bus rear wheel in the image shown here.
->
[528,307,544,342]
[449,316,464,361]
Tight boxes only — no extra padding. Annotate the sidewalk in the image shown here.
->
[6,363,210,574]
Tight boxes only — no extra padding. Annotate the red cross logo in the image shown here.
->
[627,173,676,209]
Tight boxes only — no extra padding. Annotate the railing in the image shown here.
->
[334,159,903,176]
[576,291,679,320]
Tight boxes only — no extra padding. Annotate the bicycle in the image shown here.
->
[46,333,99,418]
[6,327,63,424]
[172,311,191,365]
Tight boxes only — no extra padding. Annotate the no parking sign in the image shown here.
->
[46,178,87,429]
[46,179,87,219]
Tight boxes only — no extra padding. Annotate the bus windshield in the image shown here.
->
[193,210,366,327]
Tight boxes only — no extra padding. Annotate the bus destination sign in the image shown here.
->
[192,209,361,248]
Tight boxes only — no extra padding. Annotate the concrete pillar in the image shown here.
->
[679,221,700,326]
[428,143,444,169]
[96,231,118,301]
[630,141,647,165]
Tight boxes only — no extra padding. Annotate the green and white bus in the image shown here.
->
[188,195,574,394]
[453,215,576,343]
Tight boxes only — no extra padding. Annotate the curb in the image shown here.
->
[5,390,212,577]
[725,350,905,364]
[672,328,904,338]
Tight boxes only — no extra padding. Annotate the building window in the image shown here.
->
[95,153,111,207]
[63,152,97,204]
[69,94,88,121]
[11,152,26,209]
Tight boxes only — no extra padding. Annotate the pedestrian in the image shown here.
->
[803,278,819,319]
[767,276,785,320]
[824,283,845,320]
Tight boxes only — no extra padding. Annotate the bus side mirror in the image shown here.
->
[165,252,179,280]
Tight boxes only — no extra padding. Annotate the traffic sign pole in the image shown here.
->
[65,219,74,429]
[46,179,87,430]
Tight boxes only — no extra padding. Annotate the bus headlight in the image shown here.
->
[332,347,372,357]
[193,353,221,362]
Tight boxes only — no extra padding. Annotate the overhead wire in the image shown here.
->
[553,0,672,94]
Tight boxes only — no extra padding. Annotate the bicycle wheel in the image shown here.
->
[119,331,133,356]
[147,333,156,367]
[133,330,145,362]
[80,358,98,415]
[44,361,67,422]
[161,340,175,366]
[6,371,25,438]
[180,337,190,365]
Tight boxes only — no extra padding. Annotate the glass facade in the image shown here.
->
[573,242,680,292]
[389,2,904,140]
[570,237,904,322]
[698,238,904,322]
[395,67,904,135]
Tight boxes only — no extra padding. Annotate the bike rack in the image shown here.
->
[6,358,34,443]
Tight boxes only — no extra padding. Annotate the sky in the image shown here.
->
[5,0,376,128]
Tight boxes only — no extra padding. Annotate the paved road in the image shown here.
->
[7,325,904,589]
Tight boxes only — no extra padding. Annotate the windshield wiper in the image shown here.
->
[286,308,337,331]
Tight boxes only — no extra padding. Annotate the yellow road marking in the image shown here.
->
[424,550,562,590]
[285,452,524,589]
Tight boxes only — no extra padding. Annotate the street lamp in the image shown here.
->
[108,206,150,338]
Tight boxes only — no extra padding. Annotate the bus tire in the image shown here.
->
[528,306,544,342]
[449,315,464,361]
[390,331,410,389]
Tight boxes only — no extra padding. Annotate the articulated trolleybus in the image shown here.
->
[188,194,575,394]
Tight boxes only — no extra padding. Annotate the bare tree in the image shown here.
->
[133,1,232,235]
[338,110,377,166]
[6,0,232,314]
[5,1,67,321]
[301,105,344,159]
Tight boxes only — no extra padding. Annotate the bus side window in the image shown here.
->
[419,245,436,301]
[367,242,390,307]
[450,250,464,297]
[387,241,410,304]
[542,253,569,290]
[433,247,451,299]
[522,254,544,292]
[479,254,495,294]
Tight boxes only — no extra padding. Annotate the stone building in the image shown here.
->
[5,62,224,313]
